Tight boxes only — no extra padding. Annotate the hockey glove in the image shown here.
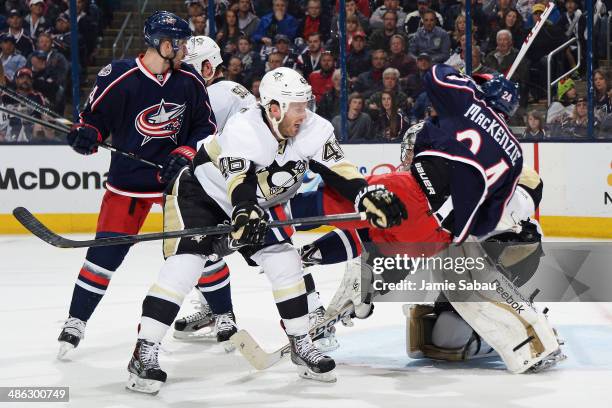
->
[158,146,196,184]
[67,123,102,155]
[355,185,407,228]
[230,202,269,248]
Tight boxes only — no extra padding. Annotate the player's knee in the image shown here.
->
[158,254,208,296]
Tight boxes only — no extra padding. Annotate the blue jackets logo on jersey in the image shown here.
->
[135,99,186,145]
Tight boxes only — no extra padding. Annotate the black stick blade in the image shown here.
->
[12,207,80,248]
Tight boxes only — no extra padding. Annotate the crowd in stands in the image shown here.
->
[193,0,611,141]
[0,0,109,142]
[1,0,611,142]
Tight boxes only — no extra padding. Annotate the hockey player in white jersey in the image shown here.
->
[171,36,257,342]
[126,67,406,393]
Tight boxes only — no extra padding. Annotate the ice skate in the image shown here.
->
[288,333,336,382]
[309,306,340,352]
[126,339,167,395]
[173,303,215,340]
[57,317,86,360]
[215,311,237,352]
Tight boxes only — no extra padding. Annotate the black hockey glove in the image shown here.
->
[158,146,196,184]
[230,202,269,248]
[355,184,407,229]
[67,123,102,155]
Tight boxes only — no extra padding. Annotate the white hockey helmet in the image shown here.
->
[259,67,313,138]
[182,35,223,80]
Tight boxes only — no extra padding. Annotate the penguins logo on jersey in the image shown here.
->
[135,99,186,145]
[256,160,307,200]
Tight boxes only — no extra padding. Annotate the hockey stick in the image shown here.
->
[230,303,356,370]
[0,105,162,169]
[505,2,555,80]
[12,206,367,248]
[0,83,72,126]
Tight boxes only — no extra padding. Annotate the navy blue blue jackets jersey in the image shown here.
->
[417,64,523,241]
[80,56,217,196]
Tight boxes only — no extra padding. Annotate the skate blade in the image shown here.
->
[313,337,340,353]
[221,340,236,353]
[126,373,164,395]
[57,341,75,360]
[172,328,217,341]
[296,366,337,383]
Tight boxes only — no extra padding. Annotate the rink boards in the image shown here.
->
[0,143,610,237]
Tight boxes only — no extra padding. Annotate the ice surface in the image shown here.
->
[1,233,611,408]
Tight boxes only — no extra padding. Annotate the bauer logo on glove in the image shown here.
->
[355,185,407,228]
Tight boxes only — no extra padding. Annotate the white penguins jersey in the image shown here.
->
[207,80,256,132]
[194,105,365,215]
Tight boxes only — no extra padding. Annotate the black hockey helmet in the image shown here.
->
[144,11,191,55]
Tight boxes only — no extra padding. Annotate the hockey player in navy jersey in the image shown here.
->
[57,11,217,359]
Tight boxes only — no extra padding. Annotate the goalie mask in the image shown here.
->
[259,67,314,139]
[399,121,424,171]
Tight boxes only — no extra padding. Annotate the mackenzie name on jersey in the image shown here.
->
[463,103,522,166]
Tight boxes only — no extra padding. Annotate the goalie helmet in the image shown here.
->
[259,67,313,138]
[399,121,424,171]
[182,36,223,81]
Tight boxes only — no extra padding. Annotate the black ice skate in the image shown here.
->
[173,303,215,340]
[288,333,336,382]
[126,339,167,395]
[214,311,237,352]
[309,306,340,352]
[57,316,86,360]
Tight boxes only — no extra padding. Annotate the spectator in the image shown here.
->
[404,52,432,98]
[353,49,387,99]
[443,0,487,34]
[464,45,496,76]
[1,67,52,142]
[30,50,60,111]
[24,0,48,40]
[237,0,260,39]
[328,14,363,54]
[299,0,331,43]
[272,34,299,69]
[408,10,450,63]
[330,0,369,42]
[297,32,324,79]
[191,14,208,36]
[332,92,373,142]
[404,0,444,34]
[34,32,67,103]
[216,9,241,56]
[251,0,298,47]
[367,67,408,115]
[309,51,335,103]
[370,0,407,30]
[0,34,25,81]
[387,34,417,78]
[44,0,68,25]
[547,77,577,124]
[450,14,466,50]
[500,9,526,45]
[483,29,529,106]
[346,30,370,80]
[187,0,205,32]
[370,90,406,141]
[250,78,261,101]
[594,69,612,119]
[225,56,246,84]
[317,68,341,120]
[368,11,405,53]
[558,97,598,138]
[234,35,263,83]
[445,33,475,71]
[3,0,27,16]
[484,0,513,21]
[4,9,34,58]
[559,0,582,38]
[522,110,546,138]
[0,59,5,84]
[334,0,371,18]
[265,51,284,71]
[75,0,98,64]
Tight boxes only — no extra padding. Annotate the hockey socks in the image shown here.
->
[197,260,232,314]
